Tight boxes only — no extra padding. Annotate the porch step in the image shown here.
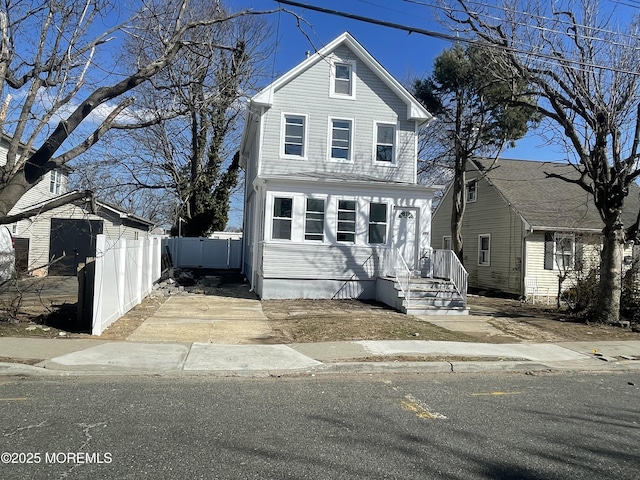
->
[404,306,470,316]
[393,277,468,315]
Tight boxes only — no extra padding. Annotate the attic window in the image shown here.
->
[50,170,62,194]
[335,64,351,95]
[330,60,356,99]
[466,179,478,203]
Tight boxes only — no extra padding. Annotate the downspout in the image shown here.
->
[521,218,532,297]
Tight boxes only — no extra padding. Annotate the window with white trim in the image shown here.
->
[375,123,395,163]
[368,203,388,244]
[304,198,325,242]
[330,119,352,161]
[466,179,478,203]
[443,236,452,250]
[478,234,490,266]
[544,233,575,270]
[282,114,306,157]
[337,200,356,243]
[272,197,293,240]
[332,62,353,97]
[555,234,574,269]
[50,170,62,194]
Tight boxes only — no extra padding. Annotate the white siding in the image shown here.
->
[260,45,416,183]
[259,180,432,286]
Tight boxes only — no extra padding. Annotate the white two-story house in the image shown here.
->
[240,32,467,312]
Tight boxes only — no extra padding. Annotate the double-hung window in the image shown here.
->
[330,119,352,161]
[337,200,356,243]
[272,197,293,240]
[555,234,574,269]
[466,179,478,203]
[50,170,62,194]
[305,198,325,242]
[333,63,353,96]
[544,232,577,270]
[283,114,306,157]
[375,124,395,163]
[478,234,490,266]
[368,203,388,244]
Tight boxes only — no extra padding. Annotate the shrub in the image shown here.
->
[621,259,640,322]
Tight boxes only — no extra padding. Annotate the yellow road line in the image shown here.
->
[401,394,447,420]
[0,397,29,401]
[471,391,521,396]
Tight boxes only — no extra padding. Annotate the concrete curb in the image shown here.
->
[2,358,640,378]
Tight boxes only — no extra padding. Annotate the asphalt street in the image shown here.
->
[1,371,639,479]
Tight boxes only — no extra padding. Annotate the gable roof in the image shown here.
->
[250,32,433,124]
[15,190,155,229]
[470,158,640,232]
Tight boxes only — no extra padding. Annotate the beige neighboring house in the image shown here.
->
[431,158,640,299]
[2,135,154,276]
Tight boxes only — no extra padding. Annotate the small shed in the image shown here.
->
[12,191,155,276]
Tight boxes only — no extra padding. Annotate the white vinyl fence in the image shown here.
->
[163,237,242,269]
[91,234,162,335]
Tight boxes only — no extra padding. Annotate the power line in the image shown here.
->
[276,0,640,76]
[403,0,640,44]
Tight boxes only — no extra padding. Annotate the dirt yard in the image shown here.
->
[1,272,639,344]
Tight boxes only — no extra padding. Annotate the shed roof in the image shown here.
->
[471,158,640,232]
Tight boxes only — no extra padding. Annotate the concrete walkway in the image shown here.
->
[1,293,640,376]
[1,336,639,377]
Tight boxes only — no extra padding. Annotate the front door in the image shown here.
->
[392,208,417,270]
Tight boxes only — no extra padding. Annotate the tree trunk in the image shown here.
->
[451,166,465,264]
[597,226,625,324]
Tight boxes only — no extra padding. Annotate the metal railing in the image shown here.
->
[385,248,412,310]
[431,249,468,304]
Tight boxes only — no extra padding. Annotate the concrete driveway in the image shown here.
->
[126,294,277,344]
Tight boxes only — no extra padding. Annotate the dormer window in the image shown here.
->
[330,59,356,99]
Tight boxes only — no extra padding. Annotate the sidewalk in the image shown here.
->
[1,291,640,377]
[2,336,640,377]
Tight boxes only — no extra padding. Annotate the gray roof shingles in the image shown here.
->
[472,158,640,231]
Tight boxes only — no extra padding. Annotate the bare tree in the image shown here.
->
[78,4,272,235]
[0,0,274,222]
[444,0,640,323]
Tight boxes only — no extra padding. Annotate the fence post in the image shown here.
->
[136,239,144,305]
[91,235,106,335]
[153,236,161,280]
[118,238,127,317]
